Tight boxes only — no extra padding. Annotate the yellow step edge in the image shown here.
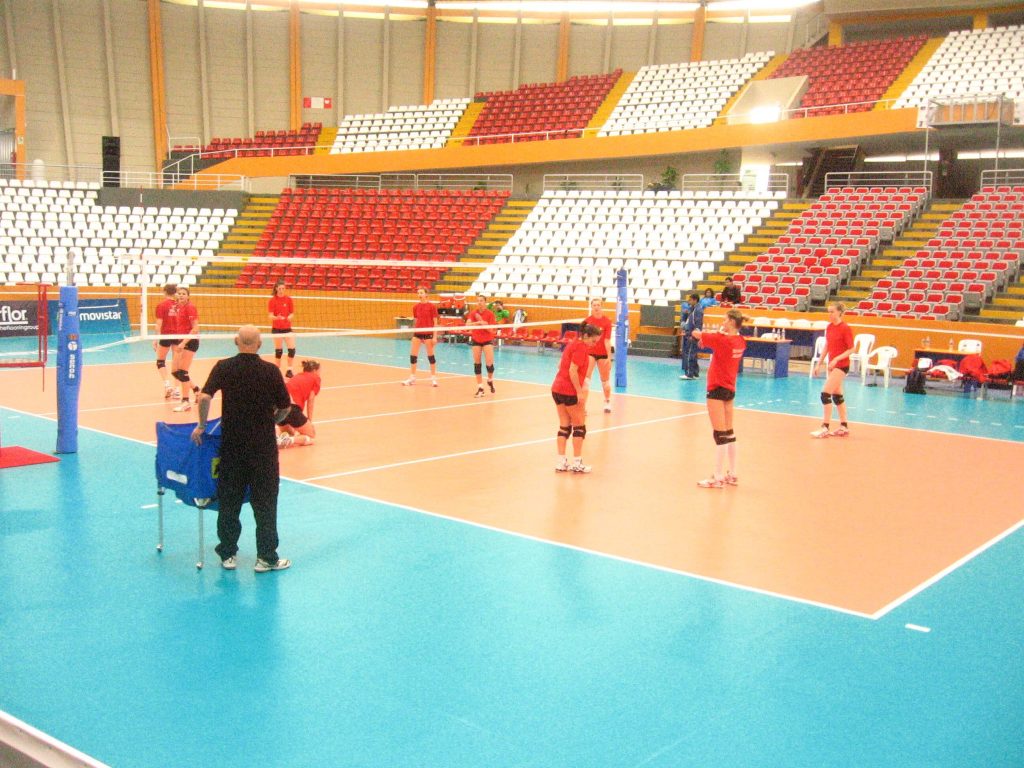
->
[876,37,946,110]
[979,309,1024,320]
[583,70,636,136]
[446,102,485,147]
[315,126,338,155]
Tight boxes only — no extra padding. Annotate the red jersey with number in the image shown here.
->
[703,332,746,393]
[826,321,854,366]
[286,371,321,411]
[552,340,591,396]
[467,308,496,344]
[412,301,439,329]
[583,314,613,356]
[268,295,294,331]
[164,301,198,336]
[155,299,175,332]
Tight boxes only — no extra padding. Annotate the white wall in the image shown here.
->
[609,24,651,72]
[343,16,383,115]
[435,18,471,100]
[654,22,691,65]
[11,0,62,165]
[300,11,337,128]
[208,6,247,141]
[569,21,606,77]
[252,7,289,132]
[61,0,109,167]
[476,21,516,94]
[163,2,202,142]
[389,16,424,108]
[110,0,152,172]
[704,20,744,61]
[520,22,558,85]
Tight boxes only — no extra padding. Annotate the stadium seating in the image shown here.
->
[0,179,234,287]
[895,25,1024,109]
[240,188,509,292]
[857,186,1024,320]
[736,186,928,311]
[469,189,782,305]
[331,99,470,154]
[771,35,927,116]
[599,52,773,136]
[470,72,621,144]
[202,123,322,159]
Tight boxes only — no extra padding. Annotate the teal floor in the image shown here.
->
[1,335,1022,767]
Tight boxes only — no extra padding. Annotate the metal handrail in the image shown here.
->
[286,172,513,191]
[823,171,933,193]
[980,169,1024,188]
[542,174,645,192]
[682,173,789,196]
[0,162,247,191]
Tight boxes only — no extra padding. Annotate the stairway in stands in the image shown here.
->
[432,199,535,294]
[584,71,635,136]
[198,194,279,287]
[800,145,864,198]
[979,277,1024,323]
[446,102,485,147]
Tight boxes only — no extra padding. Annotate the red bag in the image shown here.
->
[958,354,988,383]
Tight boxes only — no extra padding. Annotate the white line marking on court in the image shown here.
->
[140,503,158,509]
[872,517,1024,620]
[315,393,550,425]
[305,412,705,481]
[905,624,931,633]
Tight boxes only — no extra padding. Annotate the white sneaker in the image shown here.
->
[431,378,438,387]
[254,557,290,573]
[829,426,850,437]
[603,400,612,413]
[277,433,294,448]
[172,401,191,412]
[555,457,570,472]
[402,377,415,386]
[810,426,830,439]
[220,556,237,570]
[163,384,175,399]
[724,473,738,487]
[697,476,724,489]
[171,389,182,400]
[570,460,592,474]
[474,386,485,398]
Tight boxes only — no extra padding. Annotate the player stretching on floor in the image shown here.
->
[403,287,439,387]
[268,280,296,378]
[167,286,200,412]
[277,360,321,448]
[552,323,603,474]
[811,301,854,438]
[466,295,496,398]
[583,297,614,413]
[154,282,178,398]
[693,309,746,488]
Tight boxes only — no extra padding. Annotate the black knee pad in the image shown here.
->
[557,425,571,439]
[287,348,295,359]
[172,369,190,383]
[486,365,494,375]
[275,349,284,359]
[724,429,736,444]
[572,425,586,439]
[713,429,729,445]
[156,359,166,369]
[832,394,845,405]
[410,355,418,365]
[474,363,482,375]
[820,392,833,405]
[427,355,436,365]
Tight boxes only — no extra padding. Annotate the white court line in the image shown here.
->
[305,412,705,481]
[905,624,931,633]
[871,517,1024,620]
[315,393,551,425]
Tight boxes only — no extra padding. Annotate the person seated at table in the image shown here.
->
[698,288,719,309]
[721,277,742,305]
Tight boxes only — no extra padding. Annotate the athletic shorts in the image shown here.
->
[706,386,735,402]
[281,404,309,429]
[471,340,494,348]
[589,354,608,361]
[551,391,579,407]
[181,339,199,353]
[271,327,293,335]
[835,365,849,375]
[159,339,177,348]
[414,332,434,341]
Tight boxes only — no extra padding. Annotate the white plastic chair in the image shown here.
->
[850,333,875,378]
[809,336,828,378]
[863,346,899,388]
[957,338,982,354]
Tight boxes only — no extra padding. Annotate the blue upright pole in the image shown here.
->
[614,268,628,388]
[56,285,82,454]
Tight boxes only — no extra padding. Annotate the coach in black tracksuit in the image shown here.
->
[192,325,292,572]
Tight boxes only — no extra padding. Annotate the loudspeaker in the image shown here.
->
[101,136,120,188]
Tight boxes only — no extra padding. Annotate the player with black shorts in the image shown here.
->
[403,287,440,387]
[277,360,321,448]
[153,282,178,398]
[466,295,496,398]
[693,309,747,489]
[811,301,854,438]
[268,280,296,378]
[551,323,603,474]
[166,286,200,412]
[583,297,614,413]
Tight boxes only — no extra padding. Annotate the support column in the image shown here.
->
[290,1,301,131]
[647,12,658,66]
[50,0,75,166]
[381,8,391,111]
[556,14,570,82]
[973,13,989,30]
[0,80,25,175]
[468,10,478,96]
[336,5,345,120]
[198,0,211,144]
[147,0,168,170]
[423,5,437,104]
[691,2,706,62]
[603,12,613,74]
[512,12,522,89]
[246,2,254,135]
[828,21,843,47]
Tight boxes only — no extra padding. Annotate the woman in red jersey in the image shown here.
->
[583,297,614,413]
[277,360,321,448]
[268,280,296,378]
[552,323,603,474]
[166,286,200,412]
[811,301,854,439]
[692,309,747,488]
[153,282,178,398]
[466,295,496,398]
[403,287,440,387]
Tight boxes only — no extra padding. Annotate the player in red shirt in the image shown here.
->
[153,282,179,399]
[277,360,321,448]
[692,309,747,488]
[166,286,201,412]
[552,323,603,473]
[583,297,615,413]
[403,287,440,387]
[466,295,497,398]
[268,280,296,378]
[811,301,855,438]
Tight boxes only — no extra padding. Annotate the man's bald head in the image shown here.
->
[235,325,262,352]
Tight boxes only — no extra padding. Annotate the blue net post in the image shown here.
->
[55,285,82,454]
[614,268,628,388]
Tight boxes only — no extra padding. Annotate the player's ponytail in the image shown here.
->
[301,359,320,373]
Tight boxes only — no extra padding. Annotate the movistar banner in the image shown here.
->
[47,298,128,335]
[0,300,40,338]
[56,286,82,454]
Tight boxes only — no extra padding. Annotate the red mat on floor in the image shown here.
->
[0,446,60,469]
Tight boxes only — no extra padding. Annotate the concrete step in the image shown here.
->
[991,296,1024,309]
[978,308,1024,321]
